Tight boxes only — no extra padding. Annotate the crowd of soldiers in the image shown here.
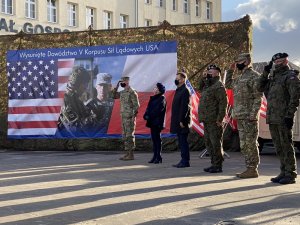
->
[58,51,300,185]
[199,52,300,185]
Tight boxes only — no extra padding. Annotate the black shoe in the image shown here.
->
[173,162,190,168]
[279,176,296,185]
[204,166,213,172]
[270,175,285,183]
[154,158,162,164]
[148,157,156,163]
[209,167,222,173]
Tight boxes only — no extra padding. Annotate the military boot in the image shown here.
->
[270,174,285,183]
[122,151,134,161]
[236,168,259,178]
[119,152,129,160]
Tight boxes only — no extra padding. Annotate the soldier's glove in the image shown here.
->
[264,61,273,73]
[284,117,294,130]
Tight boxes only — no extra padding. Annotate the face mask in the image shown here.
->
[275,63,285,70]
[120,83,126,88]
[206,74,212,79]
[236,63,246,70]
[174,79,180,86]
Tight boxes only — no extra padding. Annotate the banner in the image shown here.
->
[6,41,177,139]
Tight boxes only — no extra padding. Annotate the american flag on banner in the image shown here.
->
[185,80,204,136]
[7,58,74,138]
[260,94,267,118]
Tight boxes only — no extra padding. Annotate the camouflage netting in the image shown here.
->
[0,15,252,151]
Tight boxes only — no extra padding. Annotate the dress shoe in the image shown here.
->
[204,166,213,172]
[173,162,190,168]
[279,176,296,185]
[148,158,155,163]
[209,166,222,173]
[236,168,259,178]
[154,158,162,164]
[270,174,285,183]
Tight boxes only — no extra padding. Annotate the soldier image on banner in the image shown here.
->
[225,53,263,178]
[57,66,110,137]
[111,76,140,160]
[258,52,300,185]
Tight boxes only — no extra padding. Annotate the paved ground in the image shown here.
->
[0,149,299,225]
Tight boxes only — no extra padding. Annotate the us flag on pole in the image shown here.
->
[185,80,204,136]
[7,58,74,138]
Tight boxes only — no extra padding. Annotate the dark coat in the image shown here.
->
[170,84,192,134]
[143,94,166,130]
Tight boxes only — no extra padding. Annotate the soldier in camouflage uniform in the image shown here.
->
[112,76,140,160]
[57,67,98,137]
[258,53,300,184]
[225,53,262,178]
[198,65,228,173]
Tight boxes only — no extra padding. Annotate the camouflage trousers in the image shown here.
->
[204,122,224,167]
[269,124,297,178]
[121,116,136,152]
[237,119,260,168]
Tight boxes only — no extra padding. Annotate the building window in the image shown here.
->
[183,0,189,14]
[206,1,212,20]
[145,0,151,4]
[172,0,177,11]
[158,0,163,7]
[68,3,77,26]
[120,14,128,28]
[86,7,95,28]
[25,0,36,19]
[103,11,112,29]
[1,0,13,14]
[145,19,152,27]
[195,0,200,17]
[47,0,57,23]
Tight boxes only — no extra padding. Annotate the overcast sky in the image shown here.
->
[222,0,300,66]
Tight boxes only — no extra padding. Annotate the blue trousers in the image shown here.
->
[177,133,190,164]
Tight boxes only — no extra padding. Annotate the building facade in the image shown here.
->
[0,0,221,35]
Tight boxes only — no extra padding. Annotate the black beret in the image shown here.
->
[207,64,221,73]
[272,52,289,62]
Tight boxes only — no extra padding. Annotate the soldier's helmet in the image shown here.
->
[69,67,90,88]
[96,73,112,85]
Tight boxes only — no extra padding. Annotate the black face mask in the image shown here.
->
[174,80,180,86]
[120,83,126,88]
[236,63,246,71]
[275,63,285,70]
[206,74,212,79]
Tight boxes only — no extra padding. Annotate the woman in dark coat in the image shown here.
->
[143,83,167,163]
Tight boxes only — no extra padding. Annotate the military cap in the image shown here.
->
[235,53,251,62]
[120,76,130,81]
[272,52,289,62]
[96,73,112,84]
[156,82,166,94]
[207,64,221,73]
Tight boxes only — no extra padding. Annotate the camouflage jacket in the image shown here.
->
[112,86,140,118]
[198,76,228,123]
[225,67,262,120]
[257,65,300,124]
